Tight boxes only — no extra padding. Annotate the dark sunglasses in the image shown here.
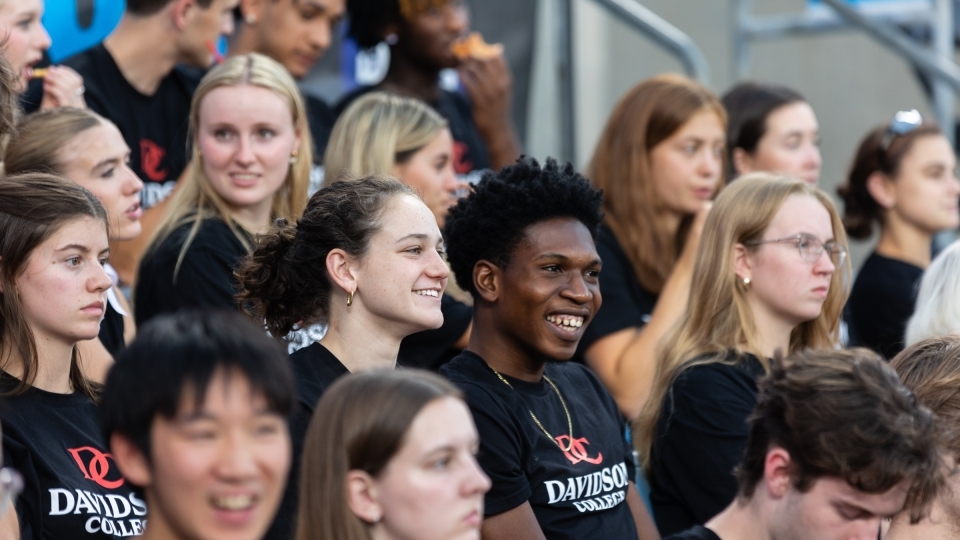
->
[879,109,923,152]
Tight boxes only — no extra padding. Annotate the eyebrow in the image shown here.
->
[395,233,430,244]
[91,157,123,173]
[535,253,602,265]
[293,0,327,10]
[56,244,109,256]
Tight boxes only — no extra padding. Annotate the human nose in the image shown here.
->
[812,245,837,274]
[234,137,255,166]
[462,454,491,496]
[698,148,722,180]
[124,167,144,196]
[220,13,235,36]
[36,22,52,51]
[561,272,593,304]
[215,434,260,480]
[426,248,450,281]
[446,3,469,35]
[90,263,113,293]
[805,143,822,171]
[442,166,459,194]
[309,20,333,52]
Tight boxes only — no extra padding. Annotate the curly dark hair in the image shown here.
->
[444,157,604,297]
[736,348,945,524]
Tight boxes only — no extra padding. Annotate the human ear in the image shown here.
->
[732,147,755,176]
[345,470,382,524]
[110,433,153,488]
[326,249,359,298]
[866,171,897,210]
[733,243,753,284]
[171,0,195,31]
[473,261,500,303]
[763,447,793,499]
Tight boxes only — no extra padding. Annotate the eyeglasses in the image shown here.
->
[744,234,848,266]
[880,109,923,152]
[0,468,22,517]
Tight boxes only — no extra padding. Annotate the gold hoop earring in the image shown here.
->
[347,289,354,307]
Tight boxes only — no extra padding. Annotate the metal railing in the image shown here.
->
[556,0,711,164]
[735,0,957,144]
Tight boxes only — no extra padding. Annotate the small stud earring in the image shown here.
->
[743,277,751,286]
[385,34,399,46]
[245,13,257,24]
[289,150,298,165]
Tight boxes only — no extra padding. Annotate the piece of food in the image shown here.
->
[451,32,504,61]
[30,67,48,79]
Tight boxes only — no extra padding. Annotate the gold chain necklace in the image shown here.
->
[490,367,575,453]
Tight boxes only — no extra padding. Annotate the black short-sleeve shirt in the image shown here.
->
[397,294,473,371]
[134,217,252,326]
[441,351,637,539]
[97,301,124,358]
[649,351,766,535]
[574,225,658,363]
[846,252,924,359]
[0,374,147,539]
[264,342,350,540]
[335,87,491,177]
[61,44,200,209]
[665,526,723,540]
[304,95,334,165]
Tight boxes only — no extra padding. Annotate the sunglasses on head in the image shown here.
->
[880,109,923,152]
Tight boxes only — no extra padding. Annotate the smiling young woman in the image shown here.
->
[134,53,312,326]
[237,175,449,540]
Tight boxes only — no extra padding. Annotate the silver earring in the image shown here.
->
[385,34,399,45]
[245,13,257,24]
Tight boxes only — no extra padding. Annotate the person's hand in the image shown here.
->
[677,202,713,270]
[457,53,514,137]
[39,65,86,110]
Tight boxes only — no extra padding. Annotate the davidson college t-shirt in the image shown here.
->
[441,351,637,539]
[0,375,145,539]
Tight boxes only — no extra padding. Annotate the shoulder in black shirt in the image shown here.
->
[98,300,124,358]
[665,525,723,540]
[846,251,924,358]
[440,351,637,540]
[63,44,200,209]
[0,374,147,539]
[335,86,491,178]
[134,217,251,326]
[649,350,766,535]
[574,225,658,363]
[263,342,349,540]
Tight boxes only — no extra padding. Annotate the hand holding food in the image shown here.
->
[451,32,504,61]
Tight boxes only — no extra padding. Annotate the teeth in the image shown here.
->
[545,315,584,330]
[212,495,254,511]
[414,289,439,297]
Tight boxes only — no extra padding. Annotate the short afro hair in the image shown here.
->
[445,157,604,297]
[347,0,401,49]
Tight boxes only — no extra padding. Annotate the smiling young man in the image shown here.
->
[100,310,296,540]
[439,157,659,540]
[666,348,945,540]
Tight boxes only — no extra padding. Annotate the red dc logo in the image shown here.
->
[555,435,603,465]
[140,139,168,181]
[68,447,125,489]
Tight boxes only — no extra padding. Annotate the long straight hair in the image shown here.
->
[144,53,312,279]
[296,370,463,540]
[4,107,105,177]
[0,172,107,399]
[586,73,726,294]
[636,173,850,464]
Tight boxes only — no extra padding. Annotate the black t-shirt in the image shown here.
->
[846,252,924,359]
[97,301,124,358]
[264,342,349,540]
[0,374,147,539]
[665,526,722,540]
[335,87,491,178]
[305,94,334,166]
[62,44,201,209]
[397,294,472,371]
[574,225,658,363]
[134,217,251,326]
[441,351,637,539]
[649,351,766,535]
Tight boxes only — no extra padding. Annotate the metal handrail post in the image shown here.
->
[932,0,955,145]
[557,0,577,165]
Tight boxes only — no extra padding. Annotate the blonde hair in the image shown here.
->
[587,73,726,294]
[323,92,447,184]
[636,173,851,465]
[905,240,960,346]
[145,53,311,278]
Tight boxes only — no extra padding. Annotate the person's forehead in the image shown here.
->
[515,219,597,257]
[172,371,269,418]
[811,476,908,513]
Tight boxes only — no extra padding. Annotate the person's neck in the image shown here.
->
[0,335,74,394]
[746,302,795,359]
[229,201,274,237]
[320,301,402,373]
[875,218,933,269]
[466,309,546,383]
[379,54,441,103]
[226,27,261,62]
[104,14,181,96]
[138,494,181,540]
[707,497,771,540]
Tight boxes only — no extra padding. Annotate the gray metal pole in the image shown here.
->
[734,0,752,81]
[557,0,577,165]
[932,0,955,146]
